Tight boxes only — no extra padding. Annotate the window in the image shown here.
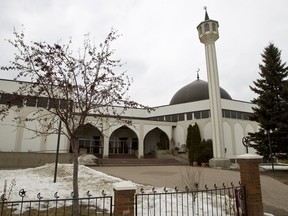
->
[236,112,243,119]
[11,95,23,107]
[178,113,185,121]
[243,113,251,120]
[201,110,210,118]
[194,111,201,119]
[60,99,69,109]
[26,97,37,107]
[186,112,192,120]
[230,111,237,119]
[0,94,11,104]
[204,23,210,32]
[212,23,216,31]
[49,98,60,109]
[171,114,178,122]
[37,97,48,108]
[23,98,27,107]
[164,115,170,122]
[223,110,230,118]
[222,109,252,121]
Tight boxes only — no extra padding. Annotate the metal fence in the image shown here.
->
[135,183,246,216]
[0,189,112,216]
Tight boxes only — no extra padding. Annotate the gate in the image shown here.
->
[135,183,246,216]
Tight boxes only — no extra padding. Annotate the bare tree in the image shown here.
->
[1,29,151,215]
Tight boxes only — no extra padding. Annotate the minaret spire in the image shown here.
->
[204,6,209,20]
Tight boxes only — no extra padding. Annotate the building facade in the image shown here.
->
[0,77,258,160]
[0,11,258,161]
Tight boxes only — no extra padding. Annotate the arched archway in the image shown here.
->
[144,127,169,156]
[73,123,104,157]
[109,126,138,157]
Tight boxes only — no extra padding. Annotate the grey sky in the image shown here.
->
[1,0,288,106]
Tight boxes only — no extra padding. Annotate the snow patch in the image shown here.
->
[237,154,263,159]
[0,163,275,215]
[78,154,99,165]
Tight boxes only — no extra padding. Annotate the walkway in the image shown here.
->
[93,165,288,216]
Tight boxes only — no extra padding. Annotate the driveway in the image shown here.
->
[93,165,288,216]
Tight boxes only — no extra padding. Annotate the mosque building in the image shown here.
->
[0,10,258,167]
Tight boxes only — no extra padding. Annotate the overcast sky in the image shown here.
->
[1,0,288,107]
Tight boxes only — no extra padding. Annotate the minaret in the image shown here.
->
[197,7,229,168]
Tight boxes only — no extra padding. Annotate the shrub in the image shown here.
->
[199,139,213,163]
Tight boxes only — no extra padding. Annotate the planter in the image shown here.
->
[201,162,207,167]
[193,161,198,166]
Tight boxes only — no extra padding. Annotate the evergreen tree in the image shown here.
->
[186,123,201,164]
[191,123,201,162]
[186,124,193,164]
[248,43,288,159]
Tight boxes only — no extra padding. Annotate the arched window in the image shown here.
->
[212,23,216,31]
[204,23,210,32]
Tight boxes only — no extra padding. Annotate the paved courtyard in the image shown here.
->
[93,165,288,215]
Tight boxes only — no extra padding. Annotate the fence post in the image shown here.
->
[113,181,136,216]
[237,154,264,216]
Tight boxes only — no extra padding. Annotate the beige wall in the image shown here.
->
[0,152,72,168]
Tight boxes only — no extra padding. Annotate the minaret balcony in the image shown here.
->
[197,20,219,44]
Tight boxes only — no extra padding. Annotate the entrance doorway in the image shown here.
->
[71,123,103,157]
[109,126,138,157]
[144,128,169,157]
[109,137,129,154]
[79,136,102,154]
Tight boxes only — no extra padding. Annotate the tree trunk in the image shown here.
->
[72,138,80,216]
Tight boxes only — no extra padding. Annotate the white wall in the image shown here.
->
[0,108,17,151]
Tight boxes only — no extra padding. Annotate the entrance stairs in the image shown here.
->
[98,158,186,166]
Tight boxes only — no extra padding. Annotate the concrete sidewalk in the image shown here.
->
[93,165,288,216]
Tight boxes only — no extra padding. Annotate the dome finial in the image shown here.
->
[203,6,209,20]
[196,68,200,80]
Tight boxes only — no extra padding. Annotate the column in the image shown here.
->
[113,181,136,216]
[238,154,264,215]
[137,124,144,158]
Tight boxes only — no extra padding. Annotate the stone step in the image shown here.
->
[98,158,185,166]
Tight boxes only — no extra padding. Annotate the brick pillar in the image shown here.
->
[237,154,264,216]
[113,181,136,216]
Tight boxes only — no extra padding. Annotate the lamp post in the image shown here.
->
[266,129,275,174]
[242,136,250,154]
[54,119,62,183]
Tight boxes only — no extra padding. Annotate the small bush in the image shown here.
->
[2,178,16,201]
[198,139,213,163]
